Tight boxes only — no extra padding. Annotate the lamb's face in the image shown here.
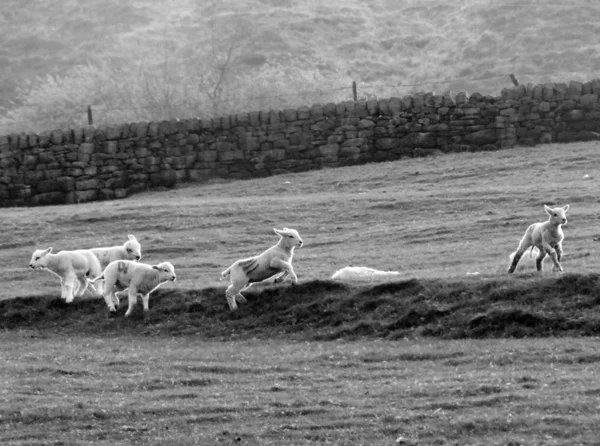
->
[275,228,303,248]
[29,248,51,269]
[125,235,142,261]
[544,205,569,225]
[152,262,176,282]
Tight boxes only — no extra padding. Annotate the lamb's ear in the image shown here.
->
[562,204,570,212]
[152,265,160,270]
[128,234,137,241]
[273,228,282,235]
[544,205,552,214]
[45,247,53,254]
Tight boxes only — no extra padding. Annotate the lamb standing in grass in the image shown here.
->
[221,228,303,310]
[29,247,103,302]
[89,260,176,316]
[508,204,569,274]
[90,235,142,268]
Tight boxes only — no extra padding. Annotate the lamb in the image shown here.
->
[90,234,142,268]
[29,247,103,302]
[220,228,303,310]
[331,266,401,281]
[89,260,176,316]
[508,204,569,274]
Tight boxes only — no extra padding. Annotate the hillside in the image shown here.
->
[3,274,600,340]
[2,0,600,133]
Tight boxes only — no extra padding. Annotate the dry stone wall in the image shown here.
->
[2,79,600,207]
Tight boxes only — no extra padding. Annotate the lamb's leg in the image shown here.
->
[102,291,117,313]
[112,289,123,308]
[75,276,89,297]
[555,243,563,262]
[89,279,103,297]
[543,243,563,272]
[141,293,150,312]
[64,275,77,303]
[508,247,528,274]
[226,282,247,310]
[549,251,563,272]
[535,250,547,271]
[125,286,139,317]
[273,271,289,283]
[59,278,68,300]
[235,291,248,304]
[271,260,297,283]
[235,282,261,304]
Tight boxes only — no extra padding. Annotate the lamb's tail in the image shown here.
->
[220,266,232,280]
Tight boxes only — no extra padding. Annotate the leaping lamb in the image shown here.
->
[29,247,103,302]
[221,228,303,311]
[508,204,569,274]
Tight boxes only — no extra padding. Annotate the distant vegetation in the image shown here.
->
[2,0,600,134]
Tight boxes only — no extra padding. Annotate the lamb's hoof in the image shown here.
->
[108,311,118,318]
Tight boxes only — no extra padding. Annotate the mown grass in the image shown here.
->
[2,334,600,445]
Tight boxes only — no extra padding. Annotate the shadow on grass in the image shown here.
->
[2,274,600,340]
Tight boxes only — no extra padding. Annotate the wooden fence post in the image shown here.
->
[352,81,357,101]
[509,74,519,86]
[87,105,93,125]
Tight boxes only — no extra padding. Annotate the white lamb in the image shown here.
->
[29,247,103,302]
[220,228,303,310]
[331,266,401,281]
[89,260,176,316]
[90,234,142,268]
[508,204,569,274]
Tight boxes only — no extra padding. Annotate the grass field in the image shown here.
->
[2,142,600,444]
[3,334,600,445]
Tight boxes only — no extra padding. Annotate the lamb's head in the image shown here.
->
[124,234,142,261]
[152,261,176,282]
[29,247,53,269]
[274,227,303,248]
[544,204,569,226]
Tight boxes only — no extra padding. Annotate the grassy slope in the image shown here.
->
[2,0,600,109]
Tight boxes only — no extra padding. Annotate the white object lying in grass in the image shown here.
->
[331,266,401,281]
